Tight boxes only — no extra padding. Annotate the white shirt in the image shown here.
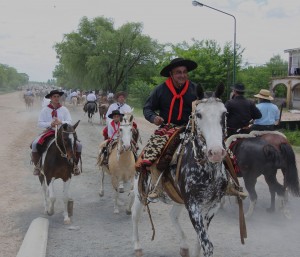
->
[106,102,132,123]
[70,92,78,97]
[108,120,120,139]
[38,105,72,129]
[86,93,97,101]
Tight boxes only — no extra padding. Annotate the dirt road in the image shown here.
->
[1,91,300,257]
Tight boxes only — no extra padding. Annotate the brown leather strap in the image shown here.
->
[224,154,247,244]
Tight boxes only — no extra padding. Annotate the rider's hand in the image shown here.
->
[153,116,164,126]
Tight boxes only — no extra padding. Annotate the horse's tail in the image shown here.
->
[280,143,300,197]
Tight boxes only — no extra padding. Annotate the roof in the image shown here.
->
[284,48,300,53]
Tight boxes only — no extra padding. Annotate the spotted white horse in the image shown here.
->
[98,112,136,214]
[132,83,228,257]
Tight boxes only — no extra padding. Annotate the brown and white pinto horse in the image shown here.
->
[38,121,80,224]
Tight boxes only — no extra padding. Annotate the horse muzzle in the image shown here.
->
[207,148,226,163]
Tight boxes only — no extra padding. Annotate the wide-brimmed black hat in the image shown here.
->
[231,83,245,92]
[45,90,64,98]
[108,110,124,119]
[114,91,128,99]
[160,57,198,77]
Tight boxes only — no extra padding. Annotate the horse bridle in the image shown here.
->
[117,123,133,154]
[189,98,227,163]
[55,125,77,159]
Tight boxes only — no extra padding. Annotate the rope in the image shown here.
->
[55,125,67,158]
[146,202,156,241]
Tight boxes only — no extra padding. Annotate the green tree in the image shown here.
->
[156,39,244,95]
[54,16,162,92]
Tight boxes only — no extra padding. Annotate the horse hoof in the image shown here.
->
[135,249,143,257]
[283,209,292,219]
[99,191,104,197]
[180,248,190,257]
[64,218,71,225]
[47,210,54,216]
[126,210,131,215]
[114,209,119,214]
[119,188,124,193]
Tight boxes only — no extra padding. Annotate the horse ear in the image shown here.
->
[120,116,124,122]
[196,84,204,100]
[215,82,225,98]
[73,120,80,129]
[129,115,133,123]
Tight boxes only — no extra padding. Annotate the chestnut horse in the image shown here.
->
[38,121,80,224]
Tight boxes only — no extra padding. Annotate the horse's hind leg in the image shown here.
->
[132,190,144,257]
[63,179,72,224]
[264,171,285,213]
[41,180,49,215]
[243,174,258,218]
[169,205,190,257]
[47,178,56,216]
[125,181,135,215]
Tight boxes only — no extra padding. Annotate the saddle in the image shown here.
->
[97,140,118,167]
[137,126,186,204]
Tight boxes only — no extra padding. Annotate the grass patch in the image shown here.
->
[281,130,300,147]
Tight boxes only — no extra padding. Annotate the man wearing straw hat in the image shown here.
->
[252,89,280,131]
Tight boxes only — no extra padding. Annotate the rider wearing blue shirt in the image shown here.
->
[252,89,280,131]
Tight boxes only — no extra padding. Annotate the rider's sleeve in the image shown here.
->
[38,108,52,129]
[106,104,115,119]
[61,107,72,125]
[143,85,161,124]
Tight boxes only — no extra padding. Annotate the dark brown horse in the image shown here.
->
[38,121,80,224]
[227,131,300,218]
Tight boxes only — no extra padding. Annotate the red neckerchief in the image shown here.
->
[165,77,189,124]
[47,103,62,117]
[111,120,120,139]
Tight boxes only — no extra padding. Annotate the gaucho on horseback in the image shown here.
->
[30,89,82,176]
[137,58,247,199]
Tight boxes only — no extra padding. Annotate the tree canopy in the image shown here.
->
[53,16,162,92]
[0,64,29,91]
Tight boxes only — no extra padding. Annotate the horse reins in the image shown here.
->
[54,125,77,159]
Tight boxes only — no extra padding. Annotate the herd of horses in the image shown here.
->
[33,84,300,257]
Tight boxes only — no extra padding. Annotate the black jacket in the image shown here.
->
[143,81,197,126]
[225,95,262,130]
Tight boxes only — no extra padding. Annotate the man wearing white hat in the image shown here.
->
[252,89,280,131]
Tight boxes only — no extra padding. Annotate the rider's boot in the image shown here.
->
[31,152,41,176]
[141,160,161,200]
[226,182,248,200]
[73,152,81,176]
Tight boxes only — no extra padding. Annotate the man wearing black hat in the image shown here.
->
[225,83,262,137]
[139,57,198,198]
[30,90,82,176]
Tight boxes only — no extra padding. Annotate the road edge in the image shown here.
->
[16,217,49,257]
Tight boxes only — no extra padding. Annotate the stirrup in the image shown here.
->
[148,189,160,199]
[226,183,247,200]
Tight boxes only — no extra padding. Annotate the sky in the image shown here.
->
[0,0,299,82]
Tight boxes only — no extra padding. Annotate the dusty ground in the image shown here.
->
[1,91,300,257]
